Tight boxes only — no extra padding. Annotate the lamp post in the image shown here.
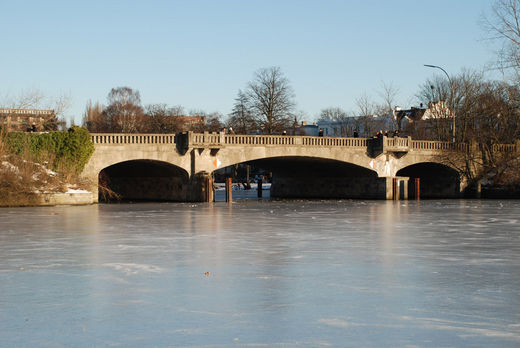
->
[424,64,455,143]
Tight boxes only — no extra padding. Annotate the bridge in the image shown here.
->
[81,132,520,202]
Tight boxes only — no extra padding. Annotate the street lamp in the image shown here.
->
[424,64,455,143]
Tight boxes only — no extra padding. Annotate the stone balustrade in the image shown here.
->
[411,139,468,151]
[301,136,367,147]
[492,143,517,153]
[224,134,296,145]
[90,132,517,155]
[91,133,176,144]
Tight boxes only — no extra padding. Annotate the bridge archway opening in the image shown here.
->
[99,160,189,202]
[396,162,460,198]
[215,156,384,199]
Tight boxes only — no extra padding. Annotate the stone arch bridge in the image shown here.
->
[82,132,519,202]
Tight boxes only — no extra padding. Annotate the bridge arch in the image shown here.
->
[99,159,189,202]
[396,162,461,198]
[214,156,384,199]
[211,147,375,175]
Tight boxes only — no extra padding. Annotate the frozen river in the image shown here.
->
[1,199,520,347]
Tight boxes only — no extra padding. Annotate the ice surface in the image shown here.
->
[0,199,519,347]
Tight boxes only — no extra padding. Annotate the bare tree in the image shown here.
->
[48,93,70,130]
[205,112,224,132]
[82,100,107,132]
[104,87,145,133]
[415,76,453,140]
[144,104,184,133]
[319,107,348,120]
[3,88,45,109]
[484,0,520,75]
[246,67,295,134]
[356,93,379,137]
[416,70,485,141]
[416,70,520,188]
[227,90,257,134]
[377,81,400,131]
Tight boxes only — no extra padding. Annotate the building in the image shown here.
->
[0,108,57,131]
[393,101,453,133]
[176,116,206,128]
[306,114,394,138]
[307,102,453,139]
[300,123,319,136]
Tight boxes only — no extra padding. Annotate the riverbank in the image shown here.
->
[1,191,96,207]
[32,191,96,206]
[0,186,96,207]
[0,158,95,207]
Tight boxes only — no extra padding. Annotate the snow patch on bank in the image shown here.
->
[66,188,91,194]
[1,160,19,173]
[1,157,93,203]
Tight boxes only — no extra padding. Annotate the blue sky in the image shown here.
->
[0,0,499,125]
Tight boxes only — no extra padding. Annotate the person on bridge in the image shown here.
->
[229,127,235,134]
[318,128,324,137]
[353,130,359,138]
[282,130,287,135]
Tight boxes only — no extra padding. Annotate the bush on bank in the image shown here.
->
[0,127,94,206]
[2,126,94,176]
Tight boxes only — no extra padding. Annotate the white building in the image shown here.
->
[303,114,394,138]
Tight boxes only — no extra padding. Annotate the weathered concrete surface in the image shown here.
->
[35,192,96,206]
[83,143,190,181]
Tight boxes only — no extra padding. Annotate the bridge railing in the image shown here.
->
[382,137,410,152]
[411,140,468,152]
[491,143,517,153]
[190,132,221,146]
[224,134,296,145]
[189,133,368,147]
[90,132,518,155]
[385,137,409,148]
[301,136,367,147]
[91,133,176,144]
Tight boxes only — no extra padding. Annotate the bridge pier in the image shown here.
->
[187,172,214,202]
[388,177,409,200]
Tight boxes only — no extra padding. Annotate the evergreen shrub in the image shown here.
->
[3,127,94,175]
